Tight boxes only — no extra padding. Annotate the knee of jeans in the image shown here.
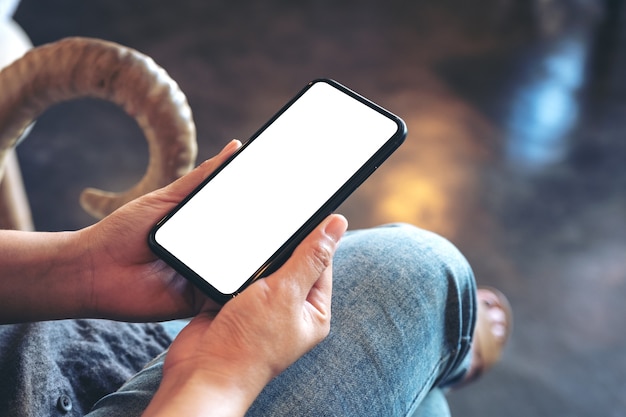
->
[392,223,475,312]
[375,223,474,287]
[381,224,477,376]
[337,223,475,304]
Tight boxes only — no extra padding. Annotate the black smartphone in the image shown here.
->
[148,79,407,304]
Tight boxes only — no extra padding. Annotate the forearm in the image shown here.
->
[0,229,89,323]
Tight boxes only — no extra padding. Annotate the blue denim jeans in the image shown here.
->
[88,224,476,417]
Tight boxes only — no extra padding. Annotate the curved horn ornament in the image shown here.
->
[0,37,197,220]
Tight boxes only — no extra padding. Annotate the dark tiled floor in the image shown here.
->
[9,0,626,415]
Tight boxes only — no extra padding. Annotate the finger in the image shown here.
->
[162,139,242,200]
[267,214,347,301]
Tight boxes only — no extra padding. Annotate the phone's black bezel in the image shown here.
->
[148,78,407,304]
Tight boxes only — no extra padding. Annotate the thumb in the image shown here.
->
[267,214,348,303]
[161,140,241,200]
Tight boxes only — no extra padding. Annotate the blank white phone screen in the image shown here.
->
[154,81,399,295]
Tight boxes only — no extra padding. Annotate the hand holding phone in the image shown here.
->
[149,79,407,303]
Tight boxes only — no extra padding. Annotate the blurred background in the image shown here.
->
[4,0,626,414]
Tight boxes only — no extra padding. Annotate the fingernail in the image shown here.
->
[222,139,241,154]
[323,215,348,244]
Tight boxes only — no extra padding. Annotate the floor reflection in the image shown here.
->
[505,31,589,169]
[437,25,599,172]
[338,89,497,241]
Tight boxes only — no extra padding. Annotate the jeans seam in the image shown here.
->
[405,353,452,417]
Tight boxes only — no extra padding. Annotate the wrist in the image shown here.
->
[144,362,268,417]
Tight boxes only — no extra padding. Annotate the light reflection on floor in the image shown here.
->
[339,89,498,242]
[505,31,589,169]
